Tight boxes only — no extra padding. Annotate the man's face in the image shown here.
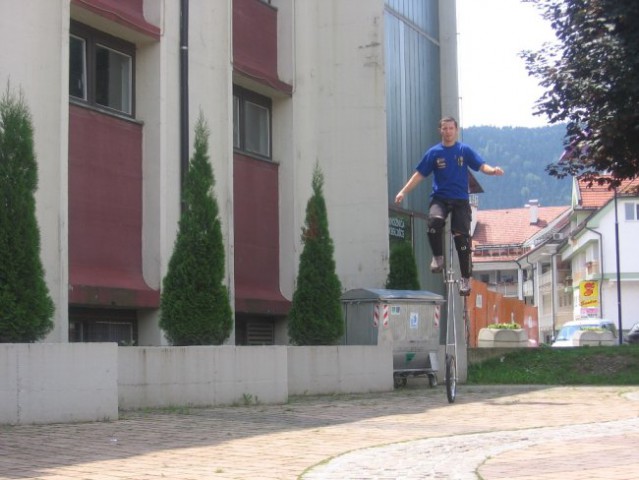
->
[439,121,458,145]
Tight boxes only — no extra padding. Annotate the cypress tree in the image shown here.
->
[385,242,420,290]
[288,163,344,345]
[160,114,232,345]
[0,85,54,342]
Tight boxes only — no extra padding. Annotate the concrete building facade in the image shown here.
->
[0,0,457,346]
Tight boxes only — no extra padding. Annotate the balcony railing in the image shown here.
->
[490,283,519,297]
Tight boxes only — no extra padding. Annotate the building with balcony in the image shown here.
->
[560,176,639,336]
[472,200,571,343]
[471,175,639,343]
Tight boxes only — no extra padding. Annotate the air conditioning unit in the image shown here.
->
[552,232,565,241]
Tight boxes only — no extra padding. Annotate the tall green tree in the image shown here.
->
[0,85,54,342]
[386,241,420,290]
[288,163,343,345]
[522,0,639,186]
[160,114,232,345]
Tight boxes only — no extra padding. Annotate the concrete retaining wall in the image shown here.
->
[467,347,524,365]
[0,343,118,425]
[288,345,393,395]
[118,346,289,409]
[1,344,393,424]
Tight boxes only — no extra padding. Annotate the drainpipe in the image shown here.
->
[514,259,524,301]
[180,0,189,209]
[524,255,536,306]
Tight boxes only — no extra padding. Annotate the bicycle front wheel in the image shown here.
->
[445,353,457,404]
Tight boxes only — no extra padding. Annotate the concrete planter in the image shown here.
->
[573,330,615,347]
[477,328,528,348]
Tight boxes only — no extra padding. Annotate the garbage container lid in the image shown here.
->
[341,288,444,303]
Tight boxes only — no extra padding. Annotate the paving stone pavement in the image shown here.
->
[1,384,638,480]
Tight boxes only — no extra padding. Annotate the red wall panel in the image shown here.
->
[72,0,160,38]
[68,105,158,307]
[233,0,292,94]
[233,154,290,315]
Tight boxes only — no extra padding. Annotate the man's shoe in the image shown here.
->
[459,277,471,296]
[430,255,444,273]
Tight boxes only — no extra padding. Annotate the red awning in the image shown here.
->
[69,266,160,308]
[235,285,291,316]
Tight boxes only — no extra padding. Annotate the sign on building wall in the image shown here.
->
[579,280,599,308]
[388,212,412,244]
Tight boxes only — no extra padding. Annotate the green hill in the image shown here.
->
[461,125,571,210]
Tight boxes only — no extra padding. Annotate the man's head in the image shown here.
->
[439,116,459,146]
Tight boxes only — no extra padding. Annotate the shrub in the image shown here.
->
[386,241,420,290]
[487,322,521,330]
[288,163,343,345]
[0,85,54,342]
[160,114,232,345]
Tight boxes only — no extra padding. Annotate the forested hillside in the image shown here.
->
[461,125,571,210]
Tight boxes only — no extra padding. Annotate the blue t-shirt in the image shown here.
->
[415,141,485,200]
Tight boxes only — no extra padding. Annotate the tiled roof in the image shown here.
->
[473,205,570,247]
[577,176,639,209]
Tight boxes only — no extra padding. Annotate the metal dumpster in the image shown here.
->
[341,288,444,388]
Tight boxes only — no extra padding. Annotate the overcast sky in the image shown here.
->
[456,0,556,128]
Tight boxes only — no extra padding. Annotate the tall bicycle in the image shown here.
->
[442,229,468,404]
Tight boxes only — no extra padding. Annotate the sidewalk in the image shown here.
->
[1,384,638,479]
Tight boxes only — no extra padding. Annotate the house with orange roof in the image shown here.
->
[472,200,572,343]
[559,175,639,339]
[472,173,639,344]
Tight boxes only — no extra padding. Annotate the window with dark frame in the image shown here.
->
[69,21,135,116]
[233,86,272,159]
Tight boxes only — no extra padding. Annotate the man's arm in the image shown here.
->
[480,164,504,176]
[394,171,425,204]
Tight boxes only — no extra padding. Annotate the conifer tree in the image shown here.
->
[288,163,344,345]
[160,114,232,345]
[385,242,420,290]
[0,85,54,342]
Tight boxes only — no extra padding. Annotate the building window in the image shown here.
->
[233,86,271,159]
[69,307,137,345]
[69,22,135,116]
[624,202,639,221]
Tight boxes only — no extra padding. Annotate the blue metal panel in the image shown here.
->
[385,5,441,216]
[385,0,439,38]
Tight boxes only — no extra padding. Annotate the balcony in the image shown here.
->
[491,283,519,297]
[585,260,600,277]
[523,279,534,297]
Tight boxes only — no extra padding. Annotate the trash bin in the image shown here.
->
[341,288,445,388]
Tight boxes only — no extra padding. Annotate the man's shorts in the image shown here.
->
[428,196,472,236]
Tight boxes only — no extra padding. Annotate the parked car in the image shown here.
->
[625,322,639,344]
[552,319,617,347]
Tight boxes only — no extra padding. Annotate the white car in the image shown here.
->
[552,319,617,347]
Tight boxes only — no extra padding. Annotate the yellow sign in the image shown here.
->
[579,280,599,307]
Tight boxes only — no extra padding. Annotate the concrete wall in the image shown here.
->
[280,0,390,300]
[118,346,289,409]
[0,0,70,342]
[288,345,393,395]
[1,344,393,424]
[0,343,118,425]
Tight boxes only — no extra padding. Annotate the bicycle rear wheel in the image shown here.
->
[445,353,457,403]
